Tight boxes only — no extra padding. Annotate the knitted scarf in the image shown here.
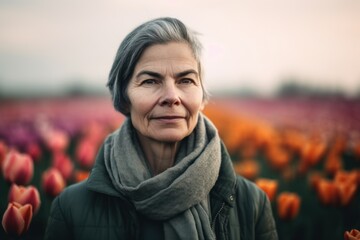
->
[103,113,221,240]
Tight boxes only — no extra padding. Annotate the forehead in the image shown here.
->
[134,42,198,72]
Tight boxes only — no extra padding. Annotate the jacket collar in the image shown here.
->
[86,142,123,197]
[210,141,237,207]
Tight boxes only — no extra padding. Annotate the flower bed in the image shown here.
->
[0,96,359,239]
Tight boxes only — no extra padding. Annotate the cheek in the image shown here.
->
[187,91,205,113]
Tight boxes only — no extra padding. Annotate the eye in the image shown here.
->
[141,79,158,85]
[179,78,196,85]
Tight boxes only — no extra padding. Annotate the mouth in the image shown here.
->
[152,115,184,120]
[150,115,186,123]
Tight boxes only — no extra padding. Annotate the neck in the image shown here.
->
[136,133,180,175]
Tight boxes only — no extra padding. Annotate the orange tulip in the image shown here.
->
[277,192,301,220]
[240,142,258,159]
[255,178,278,202]
[316,178,338,205]
[253,123,279,150]
[2,150,34,185]
[308,171,324,190]
[300,135,327,171]
[8,184,41,214]
[282,128,306,154]
[334,170,358,206]
[42,168,66,197]
[52,152,74,180]
[331,134,347,154]
[344,229,360,240]
[74,170,90,183]
[2,202,33,236]
[265,146,291,170]
[324,153,343,176]
[353,141,360,159]
[233,159,259,180]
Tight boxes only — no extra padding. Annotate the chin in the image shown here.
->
[153,131,190,143]
[155,136,186,143]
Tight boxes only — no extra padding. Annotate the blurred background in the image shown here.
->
[1,0,360,98]
[0,0,360,239]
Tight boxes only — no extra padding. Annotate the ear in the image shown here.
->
[199,99,207,111]
[122,102,131,116]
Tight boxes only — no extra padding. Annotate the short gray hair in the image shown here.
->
[107,17,208,116]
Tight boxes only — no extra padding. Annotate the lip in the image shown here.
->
[151,115,185,123]
[153,115,184,119]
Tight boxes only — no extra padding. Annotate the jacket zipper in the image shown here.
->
[211,202,225,231]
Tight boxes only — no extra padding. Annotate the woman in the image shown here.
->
[45,17,278,240]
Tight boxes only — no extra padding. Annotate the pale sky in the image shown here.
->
[1,0,360,96]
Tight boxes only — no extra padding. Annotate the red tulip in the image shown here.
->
[8,184,41,214]
[75,139,97,168]
[2,202,33,236]
[42,168,66,197]
[344,229,360,240]
[0,140,8,168]
[52,152,74,180]
[2,150,34,185]
[26,142,42,163]
[277,192,301,220]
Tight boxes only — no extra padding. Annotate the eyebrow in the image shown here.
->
[135,69,199,79]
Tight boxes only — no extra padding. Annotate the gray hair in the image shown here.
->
[107,17,209,116]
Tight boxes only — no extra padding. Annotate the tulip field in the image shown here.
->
[0,96,359,240]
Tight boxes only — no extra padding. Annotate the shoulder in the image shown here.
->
[235,175,266,203]
[234,175,278,239]
[48,180,129,226]
[50,181,96,224]
[234,175,268,220]
[59,180,94,202]
[46,181,133,239]
[45,181,91,239]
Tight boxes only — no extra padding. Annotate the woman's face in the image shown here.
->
[127,42,204,143]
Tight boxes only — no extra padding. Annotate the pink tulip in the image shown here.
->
[81,121,107,146]
[2,150,34,185]
[26,142,42,163]
[42,168,66,197]
[52,152,74,180]
[2,202,33,236]
[75,139,97,168]
[43,129,69,153]
[8,184,41,214]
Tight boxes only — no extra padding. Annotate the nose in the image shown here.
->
[159,81,181,107]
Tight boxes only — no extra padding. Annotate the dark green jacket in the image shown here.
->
[45,142,278,240]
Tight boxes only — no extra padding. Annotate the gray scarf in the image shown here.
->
[104,113,221,240]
